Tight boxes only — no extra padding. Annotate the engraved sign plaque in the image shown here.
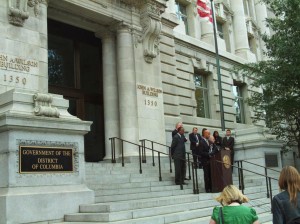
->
[19,146,74,173]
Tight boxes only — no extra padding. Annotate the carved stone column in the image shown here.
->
[98,30,120,160]
[201,20,214,45]
[117,23,139,155]
[230,0,251,59]
[254,0,270,60]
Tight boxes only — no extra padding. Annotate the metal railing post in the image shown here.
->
[240,161,244,194]
[269,177,273,211]
[152,141,155,166]
[187,153,191,180]
[138,145,142,174]
[142,140,146,163]
[121,140,124,167]
[110,138,116,163]
[265,167,270,198]
[169,147,172,173]
[191,162,196,194]
[237,161,242,190]
[158,152,162,181]
[195,164,199,194]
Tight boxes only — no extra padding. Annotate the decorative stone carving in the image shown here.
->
[8,0,47,26]
[191,58,207,71]
[120,0,166,63]
[8,0,29,26]
[33,93,60,118]
[120,0,145,8]
[89,0,108,8]
[141,1,165,63]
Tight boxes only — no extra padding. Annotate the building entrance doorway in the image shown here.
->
[48,19,105,162]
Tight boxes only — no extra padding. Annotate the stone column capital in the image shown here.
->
[116,22,133,34]
[95,28,116,40]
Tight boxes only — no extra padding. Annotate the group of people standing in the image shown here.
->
[170,123,300,224]
[170,122,234,192]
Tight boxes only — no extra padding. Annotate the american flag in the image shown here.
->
[197,0,213,23]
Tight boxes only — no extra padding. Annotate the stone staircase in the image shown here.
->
[57,160,277,223]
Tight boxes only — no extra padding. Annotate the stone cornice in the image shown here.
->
[121,0,168,9]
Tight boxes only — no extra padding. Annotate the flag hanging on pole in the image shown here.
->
[197,0,213,23]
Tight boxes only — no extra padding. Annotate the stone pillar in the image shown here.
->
[254,0,270,60]
[230,0,250,59]
[201,20,214,45]
[1,0,49,94]
[0,1,94,223]
[117,24,139,155]
[99,31,120,160]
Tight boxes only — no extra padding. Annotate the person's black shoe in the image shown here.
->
[184,178,189,180]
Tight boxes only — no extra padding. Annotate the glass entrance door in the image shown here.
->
[48,19,105,162]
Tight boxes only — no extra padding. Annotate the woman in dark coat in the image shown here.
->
[213,131,222,149]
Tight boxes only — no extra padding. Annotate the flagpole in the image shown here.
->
[210,0,225,131]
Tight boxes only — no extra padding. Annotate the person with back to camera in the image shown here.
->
[272,166,300,224]
[209,185,259,224]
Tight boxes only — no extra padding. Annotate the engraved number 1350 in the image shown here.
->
[144,99,158,107]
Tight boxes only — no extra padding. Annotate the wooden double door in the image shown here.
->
[48,19,105,162]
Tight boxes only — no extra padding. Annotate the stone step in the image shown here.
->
[87,180,181,190]
[80,193,216,213]
[95,188,194,203]
[64,199,218,222]
[86,174,175,184]
[64,197,271,223]
[91,189,271,213]
[60,162,275,223]
[93,183,193,196]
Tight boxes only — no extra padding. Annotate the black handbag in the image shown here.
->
[219,207,225,224]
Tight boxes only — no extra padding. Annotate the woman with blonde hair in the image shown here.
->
[209,185,259,224]
[272,166,300,224]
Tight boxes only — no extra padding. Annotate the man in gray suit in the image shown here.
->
[171,127,187,185]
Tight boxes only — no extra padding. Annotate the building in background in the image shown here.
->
[0,0,297,223]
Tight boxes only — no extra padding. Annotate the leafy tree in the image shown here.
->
[236,0,300,154]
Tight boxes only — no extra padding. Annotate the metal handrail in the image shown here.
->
[110,137,278,209]
[109,137,197,192]
[235,159,279,198]
[235,160,280,173]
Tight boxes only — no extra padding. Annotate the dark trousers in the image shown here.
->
[174,157,186,184]
[203,162,212,192]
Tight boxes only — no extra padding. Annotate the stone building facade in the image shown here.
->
[0,0,295,223]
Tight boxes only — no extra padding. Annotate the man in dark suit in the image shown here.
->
[199,128,212,193]
[172,122,188,142]
[171,127,187,185]
[172,122,182,137]
[189,127,201,168]
[223,129,235,168]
